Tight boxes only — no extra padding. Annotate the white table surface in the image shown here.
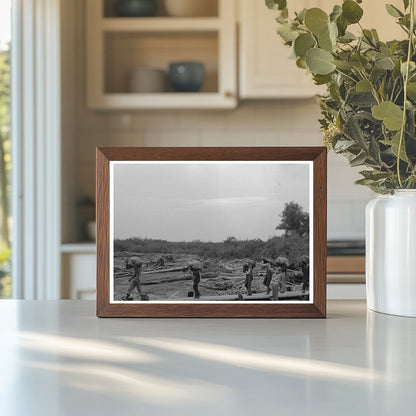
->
[0,300,415,416]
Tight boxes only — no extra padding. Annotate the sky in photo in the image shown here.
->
[113,162,311,242]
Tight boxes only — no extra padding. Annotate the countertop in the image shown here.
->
[0,300,415,416]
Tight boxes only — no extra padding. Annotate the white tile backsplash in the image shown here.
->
[142,130,201,147]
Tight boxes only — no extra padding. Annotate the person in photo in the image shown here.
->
[261,258,273,294]
[183,261,203,299]
[243,260,256,296]
[275,257,289,293]
[122,257,143,301]
[300,255,309,293]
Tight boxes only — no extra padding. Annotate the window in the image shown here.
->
[0,0,11,298]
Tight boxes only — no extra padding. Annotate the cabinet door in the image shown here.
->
[239,0,326,99]
[239,0,404,99]
[359,0,404,41]
[62,253,96,300]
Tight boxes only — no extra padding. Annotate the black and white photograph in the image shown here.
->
[110,161,313,303]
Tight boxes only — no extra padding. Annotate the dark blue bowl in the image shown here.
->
[168,62,205,93]
[114,0,158,17]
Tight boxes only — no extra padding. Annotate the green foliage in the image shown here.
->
[0,47,10,130]
[266,0,416,193]
[372,101,404,130]
[294,33,316,57]
[0,247,11,298]
[304,8,328,35]
[306,48,336,74]
[266,0,287,11]
[342,1,363,24]
[0,45,11,249]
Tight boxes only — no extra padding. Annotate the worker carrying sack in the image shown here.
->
[125,257,143,270]
[275,257,290,267]
[243,260,256,273]
[189,261,203,271]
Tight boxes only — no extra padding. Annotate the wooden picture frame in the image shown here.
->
[96,147,327,318]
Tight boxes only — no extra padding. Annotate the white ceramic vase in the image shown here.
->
[366,190,416,317]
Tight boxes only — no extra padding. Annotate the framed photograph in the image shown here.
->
[96,147,327,318]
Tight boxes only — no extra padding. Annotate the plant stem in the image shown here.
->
[359,69,381,104]
[334,68,358,84]
[397,0,415,188]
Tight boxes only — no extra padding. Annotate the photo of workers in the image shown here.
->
[111,162,312,303]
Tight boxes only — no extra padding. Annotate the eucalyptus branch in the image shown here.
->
[390,79,398,102]
[334,68,358,84]
[398,24,410,35]
[267,0,416,192]
[397,0,415,188]
[359,69,381,104]
[393,85,404,103]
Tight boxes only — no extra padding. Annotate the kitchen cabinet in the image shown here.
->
[86,0,237,109]
[61,245,96,300]
[239,0,325,99]
[238,0,404,99]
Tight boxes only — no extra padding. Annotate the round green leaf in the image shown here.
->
[266,0,287,11]
[306,48,335,75]
[342,0,364,24]
[304,8,329,35]
[333,60,353,70]
[318,29,333,52]
[356,79,372,92]
[296,8,307,23]
[371,101,404,131]
[318,22,338,52]
[277,23,298,43]
[328,21,338,43]
[375,55,395,70]
[407,82,416,99]
[350,54,368,70]
[294,33,316,57]
[383,133,409,162]
[330,5,342,22]
[313,74,332,85]
[336,15,348,36]
[296,57,307,69]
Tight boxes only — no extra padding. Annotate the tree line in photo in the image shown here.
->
[114,201,310,264]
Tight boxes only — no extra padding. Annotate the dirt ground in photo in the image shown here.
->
[113,252,309,301]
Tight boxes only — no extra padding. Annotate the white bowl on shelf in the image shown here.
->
[128,68,167,93]
[164,0,218,17]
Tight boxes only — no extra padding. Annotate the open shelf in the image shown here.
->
[87,0,236,109]
[103,0,219,18]
[104,31,218,94]
[101,17,221,32]
[61,243,96,254]
[91,92,235,109]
